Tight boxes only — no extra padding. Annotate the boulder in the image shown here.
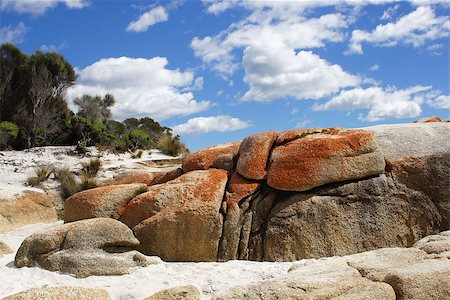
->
[111,168,183,186]
[236,132,278,180]
[64,184,147,223]
[2,286,111,300]
[144,285,201,300]
[260,174,441,261]
[0,240,13,257]
[267,129,385,191]
[133,169,228,261]
[214,257,395,300]
[218,172,260,261]
[413,231,450,254]
[182,142,240,173]
[414,116,442,123]
[15,218,160,278]
[0,191,57,233]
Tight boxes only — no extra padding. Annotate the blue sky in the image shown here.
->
[1,0,449,151]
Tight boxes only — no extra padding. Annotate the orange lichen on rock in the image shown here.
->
[236,131,279,180]
[267,129,386,191]
[226,171,260,207]
[414,116,442,123]
[182,142,241,173]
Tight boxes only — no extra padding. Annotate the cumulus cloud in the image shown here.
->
[313,85,433,121]
[0,22,27,44]
[428,94,450,108]
[348,6,450,54]
[172,115,250,135]
[126,6,168,32]
[381,4,400,20]
[0,0,88,15]
[67,56,210,121]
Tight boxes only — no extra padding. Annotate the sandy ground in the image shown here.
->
[0,146,180,200]
[0,222,291,299]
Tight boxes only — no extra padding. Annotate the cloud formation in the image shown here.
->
[126,6,168,32]
[173,115,250,135]
[0,0,88,15]
[0,22,27,44]
[67,56,210,121]
[348,6,450,54]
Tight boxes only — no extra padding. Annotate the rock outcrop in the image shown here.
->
[15,218,160,278]
[144,285,201,300]
[110,168,183,186]
[2,286,112,300]
[64,184,147,223]
[63,122,450,262]
[0,192,57,233]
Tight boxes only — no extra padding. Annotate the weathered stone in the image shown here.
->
[64,184,147,223]
[236,132,278,180]
[182,142,240,173]
[413,231,450,254]
[261,175,441,261]
[214,257,395,300]
[133,169,228,261]
[267,129,385,191]
[144,285,201,300]
[2,286,112,300]
[0,191,57,233]
[414,116,442,123]
[15,218,160,278]
[112,168,183,186]
[0,240,13,256]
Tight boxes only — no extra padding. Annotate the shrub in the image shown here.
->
[26,164,53,187]
[0,121,19,150]
[80,158,102,178]
[54,168,80,198]
[157,134,189,157]
[128,128,150,150]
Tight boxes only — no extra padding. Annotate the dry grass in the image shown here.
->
[157,135,188,157]
[54,168,81,198]
[26,164,53,187]
[80,158,102,178]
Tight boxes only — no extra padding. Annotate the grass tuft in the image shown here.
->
[54,168,81,198]
[80,158,102,178]
[26,164,53,187]
[157,134,189,157]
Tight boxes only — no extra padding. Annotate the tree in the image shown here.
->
[74,94,116,123]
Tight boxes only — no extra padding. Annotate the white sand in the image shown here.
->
[0,222,292,299]
[0,146,179,200]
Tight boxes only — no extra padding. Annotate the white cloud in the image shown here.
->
[369,64,380,71]
[67,56,210,121]
[381,4,400,20]
[40,41,68,52]
[295,119,311,129]
[428,95,450,108]
[0,0,88,15]
[0,22,27,44]
[313,85,433,121]
[126,6,168,32]
[172,115,250,135]
[348,6,450,54]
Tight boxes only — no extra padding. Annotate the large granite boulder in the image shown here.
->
[144,285,201,300]
[236,132,278,180]
[2,287,112,300]
[64,184,147,223]
[0,192,57,233]
[15,218,160,278]
[182,142,240,173]
[133,169,228,261]
[110,168,183,186]
[267,128,385,191]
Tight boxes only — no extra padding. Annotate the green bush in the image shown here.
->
[0,121,19,150]
[128,129,151,150]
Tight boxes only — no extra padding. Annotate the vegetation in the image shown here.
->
[80,158,102,178]
[130,149,144,159]
[54,168,81,198]
[0,43,188,155]
[26,164,53,187]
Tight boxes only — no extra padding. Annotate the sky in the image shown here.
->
[0,0,449,151]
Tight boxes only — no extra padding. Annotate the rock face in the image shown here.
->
[2,287,112,300]
[267,129,385,191]
[64,184,147,223]
[182,142,240,173]
[144,285,201,300]
[216,235,450,300]
[61,123,449,262]
[133,169,229,261]
[15,218,160,278]
[0,240,13,257]
[111,168,183,186]
[0,191,57,233]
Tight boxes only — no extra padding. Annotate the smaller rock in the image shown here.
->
[413,116,442,123]
[413,231,450,254]
[144,285,201,300]
[182,142,240,173]
[112,168,183,186]
[64,184,147,223]
[236,131,279,180]
[2,286,112,300]
[0,240,13,257]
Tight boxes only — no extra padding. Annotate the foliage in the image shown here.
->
[74,94,115,123]
[54,168,81,198]
[0,121,19,150]
[157,134,189,157]
[80,158,102,178]
[26,164,53,187]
